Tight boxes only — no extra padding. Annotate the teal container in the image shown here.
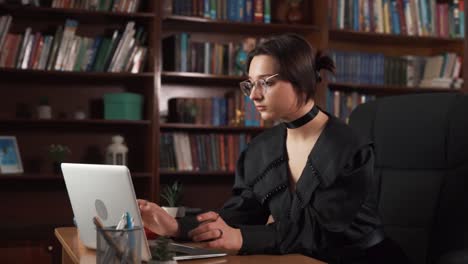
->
[104,92,143,120]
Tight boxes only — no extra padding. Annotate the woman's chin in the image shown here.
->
[259,111,276,121]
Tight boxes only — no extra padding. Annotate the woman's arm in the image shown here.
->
[177,149,271,240]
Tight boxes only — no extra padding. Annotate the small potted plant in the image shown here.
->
[149,236,177,264]
[161,181,184,218]
[48,144,71,173]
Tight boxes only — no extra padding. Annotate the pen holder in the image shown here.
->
[96,225,142,264]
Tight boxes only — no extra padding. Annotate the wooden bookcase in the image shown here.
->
[0,2,160,263]
[0,0,466,263]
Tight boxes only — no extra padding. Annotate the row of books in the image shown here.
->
[329,50,463,88]
[163,33,262,76]
[167,90,270,127]
[329,0,465,38]
[0,17,148,72]
[160,132,251,172]
[0,0,141,13]
[326,90,376,122]
[167,0,271,23]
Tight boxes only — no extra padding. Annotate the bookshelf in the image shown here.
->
[324,0,467,120]
[0,1,159,263]
[0,0,466,263]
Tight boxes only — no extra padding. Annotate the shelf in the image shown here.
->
[329,82,461,95]
[329,29,464,47]
[161,123,265,133]
[160,170,234,177]
[163,15,320,35]
[162,71,244,86]
[0,119,151,130]
[0,68,154,83]
[0,172,152,181]
[0,5,155,23]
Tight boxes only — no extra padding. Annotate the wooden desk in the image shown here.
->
[55,227,324,264]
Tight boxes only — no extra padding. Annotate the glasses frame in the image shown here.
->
[239,73,280,97]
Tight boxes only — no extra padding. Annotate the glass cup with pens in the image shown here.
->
[94,212,141,264]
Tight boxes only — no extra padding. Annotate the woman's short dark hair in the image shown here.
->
[246,34,335,104]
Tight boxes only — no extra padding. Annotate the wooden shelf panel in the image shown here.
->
[0,172,152,180]
[161,123,265,133]
[0,5,155,22]
[0,119,151,129]
[0,68,154,83]
[163,15,319,35]
[329,82,461,95]
[329,29,464,47]
[162,71,244,86]
[160,170,234,177]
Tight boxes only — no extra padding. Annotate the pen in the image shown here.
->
[125,211,133,229]
[116,213,127,230]
[125,212,137,263]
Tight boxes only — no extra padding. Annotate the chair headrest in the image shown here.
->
[349,93,467,169]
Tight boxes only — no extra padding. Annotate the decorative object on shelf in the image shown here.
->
[106,135,128,166]
[37,97,52,119]
[232,109,245,126]
[161,181,185,218]
[235,37,257,75]
[273,1,289,23]
[149,237,177,264]
[0,136,23,174]
[73,108,87,120]
[48,144,71,173]
[287,0,304,24]
[104,92,143,120]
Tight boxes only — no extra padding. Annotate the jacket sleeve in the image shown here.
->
[219,149,271,226]
[177,149,270,240]
[237,144,375,256]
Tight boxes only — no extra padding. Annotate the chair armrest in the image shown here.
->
[437,250,468,264]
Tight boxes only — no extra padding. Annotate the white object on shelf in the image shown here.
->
[38,105,52,119]
[106,135,128,166]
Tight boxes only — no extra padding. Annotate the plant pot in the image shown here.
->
[162,207,185,218]
[148,260,178,264]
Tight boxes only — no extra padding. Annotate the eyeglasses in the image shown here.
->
[239,73,279,97]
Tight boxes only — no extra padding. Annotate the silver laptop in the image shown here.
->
[61,163,226,261]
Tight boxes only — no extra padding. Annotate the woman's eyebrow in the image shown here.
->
[248,73,276,79]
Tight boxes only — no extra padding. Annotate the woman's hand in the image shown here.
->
[137,199,179,237]
[188,211,243,251]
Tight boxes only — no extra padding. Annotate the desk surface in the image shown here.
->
[54,227,324,264]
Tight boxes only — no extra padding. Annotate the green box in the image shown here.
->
[104,92,143,120]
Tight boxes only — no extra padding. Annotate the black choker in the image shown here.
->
[284,105,319,129]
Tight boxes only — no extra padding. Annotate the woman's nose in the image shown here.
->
[249,84,263,101]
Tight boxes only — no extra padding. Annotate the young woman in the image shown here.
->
[138,34,409,264]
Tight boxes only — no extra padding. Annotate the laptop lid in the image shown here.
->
[61,163,151,261]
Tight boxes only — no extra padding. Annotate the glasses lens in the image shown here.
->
[258,79,268,94]
[239,81,252,97]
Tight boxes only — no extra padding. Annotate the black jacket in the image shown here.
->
[178,114,385,263]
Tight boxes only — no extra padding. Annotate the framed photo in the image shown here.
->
[0,136,23,174]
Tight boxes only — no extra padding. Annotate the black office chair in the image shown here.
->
[348,93,468,264]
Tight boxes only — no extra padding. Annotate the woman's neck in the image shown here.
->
[284,101,327,140]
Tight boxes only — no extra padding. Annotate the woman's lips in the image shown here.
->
[256,105,266,111]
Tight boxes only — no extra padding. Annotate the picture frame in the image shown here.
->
[0,136,23,174]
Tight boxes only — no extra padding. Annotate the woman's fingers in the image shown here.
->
[192,229,223,242]
[196,211,219,222]
[188,221,214,237]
